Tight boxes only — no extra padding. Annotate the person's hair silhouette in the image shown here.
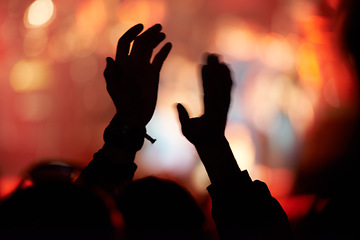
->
[0,164,119,240]
[117,177,205,240]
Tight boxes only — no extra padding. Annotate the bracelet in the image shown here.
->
[103,116,156,151]
[145,133,156,144]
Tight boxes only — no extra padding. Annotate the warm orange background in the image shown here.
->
[0,0,358,223]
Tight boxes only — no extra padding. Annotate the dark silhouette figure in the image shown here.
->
[0,163,119,240]
[117,177,205,240]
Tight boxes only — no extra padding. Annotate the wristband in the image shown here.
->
[103,116,155,151]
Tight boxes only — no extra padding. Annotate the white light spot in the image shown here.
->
[25,0,55,28]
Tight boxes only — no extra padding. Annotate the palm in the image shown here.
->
[177,55,232,144]
[104,24,172,127]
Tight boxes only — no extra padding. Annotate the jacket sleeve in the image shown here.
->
[75,149,137,192]
[207,170,292,240]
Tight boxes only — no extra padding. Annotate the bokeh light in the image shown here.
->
[215,18,259,61]
[10,60,52,92]
[24,0,55,28]
[297,42,323,90]
[76,0,107,34]
[117,0,166,27]
[260,33,295,71]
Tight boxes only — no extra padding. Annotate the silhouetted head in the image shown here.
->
[117,176,205,240]
[0,181,118,240]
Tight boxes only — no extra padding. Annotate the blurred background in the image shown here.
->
[0,0,359,225]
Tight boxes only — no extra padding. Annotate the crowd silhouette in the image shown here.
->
[1,0,360,239]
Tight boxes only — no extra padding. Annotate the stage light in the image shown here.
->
[24,0,55,28]
[10,60,52,92]
[297,42,323,90]
[215,17,258,61]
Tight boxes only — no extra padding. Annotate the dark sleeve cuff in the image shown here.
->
[77,149,137,192]
[207,169,291,239]
[207,170,253,200]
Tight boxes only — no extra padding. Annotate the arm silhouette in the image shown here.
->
[177,54,291,239]
[177,54,240,183]
[76,24,172,192]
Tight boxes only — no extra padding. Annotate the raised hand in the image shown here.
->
[177,54,232,144]
[104,24,172,128]
[177,54,240,183]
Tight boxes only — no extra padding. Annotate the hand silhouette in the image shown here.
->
[104,24,172,127]
[177,54,232,144]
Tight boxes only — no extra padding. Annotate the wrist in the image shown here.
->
[103,114,146,152]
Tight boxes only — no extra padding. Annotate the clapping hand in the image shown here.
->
[177,54,232,145]
[104,24,172,128]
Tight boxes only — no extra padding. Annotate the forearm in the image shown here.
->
[75,114,146,192]
[193,136,241,184]
[197,137,292,239]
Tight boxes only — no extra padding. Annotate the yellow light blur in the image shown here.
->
[261,33,294,71]
[297,43,323,90]
[10,60,51,92]
[215,18,258,61]
[76,0,107,34]
[24,0,55,28]
[117,0,166,27]
[117,0,150,26]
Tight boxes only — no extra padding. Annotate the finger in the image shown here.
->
[202,65,217,96]
[207,54,220,65]
[116,24,144,62]
[202,63,232,115]
[218,64,233,92]
[131,24,162,60]
[103,57,115,83]
[177,103,190,126]
[202,62,232,94]
[151,32,166,49]
[152,42,172,72]
[202,66,216,115]
[143,32,166,62]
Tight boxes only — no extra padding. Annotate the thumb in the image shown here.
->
[176,103,190,126]
[104,57,115,80]
[106,57,114,64]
